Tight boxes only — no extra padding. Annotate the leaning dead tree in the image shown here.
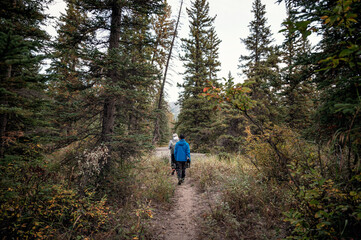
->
[153,0,184,144]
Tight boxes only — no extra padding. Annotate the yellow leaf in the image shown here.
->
[349,18,357,23]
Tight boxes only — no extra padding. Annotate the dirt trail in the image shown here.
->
[162,180,201,240]
[151,148,207,240]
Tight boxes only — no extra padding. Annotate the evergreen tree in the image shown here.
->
[280,0,361,176]
[0,0,51,158]
[45,1,165,191]
[275,1,361,237]
[48,0,100,149]
[64,1,162,143]
[116,10,160,153]
[239,0,273,68]
[216,72,247,153]
[280,3,316,131]
[238,0,280,127]
[62,0,162,151]
[177,0,221,151]
[205,26,222,82]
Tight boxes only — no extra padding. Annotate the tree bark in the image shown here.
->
[101,2,122,143]
[0,64,11,158]
[0,112,8,158]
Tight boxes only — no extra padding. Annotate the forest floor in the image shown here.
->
[150,147,208,240]
[137,148,289,239]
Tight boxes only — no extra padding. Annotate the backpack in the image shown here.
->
[170,140,177,154]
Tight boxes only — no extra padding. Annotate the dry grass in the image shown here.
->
[131,155,175,203]
[189,154,291,239]
[94,154,176,239]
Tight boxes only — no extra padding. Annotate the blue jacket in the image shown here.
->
[174,139,191,162]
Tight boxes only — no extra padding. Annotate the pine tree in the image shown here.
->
[280,0,361,175]
[239,0,273,68]
[238,0,280,126]
[65,1,162,137]
[0,0,51,158]
[48,0,100,149]
[65,1,162,150]
[205,26,222,82]
[46,1,165,188]
[280,3,316,131]
[276,1,361,238]
[177,0,221,151]
[216,72,247,153]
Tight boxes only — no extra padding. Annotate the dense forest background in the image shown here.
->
[0,0,360,239]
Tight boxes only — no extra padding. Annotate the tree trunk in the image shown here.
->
[101,98,116,142]
[0,112,8,158]
[101,2,122,143]
[0,64,11,158]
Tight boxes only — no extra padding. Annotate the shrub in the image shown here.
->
[77,144,110,188]
[245,125,315,181]
[284,170,361,239]
[0,158,110,239]
[244,125,361,239]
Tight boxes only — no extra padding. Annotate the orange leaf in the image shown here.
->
[203,87,210,92]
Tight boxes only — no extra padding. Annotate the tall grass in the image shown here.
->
[131,155,175,203]
[189,155,291,239]
[103,154,176,239]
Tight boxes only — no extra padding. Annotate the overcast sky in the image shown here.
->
[46,0,290,103]
[166,0,288,102]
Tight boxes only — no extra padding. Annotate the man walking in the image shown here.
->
[174,134,191,185]
[168,133,179,175]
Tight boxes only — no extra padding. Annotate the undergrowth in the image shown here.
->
[189,155,291,239]
[104,154,175,240]
[0,148,174,240]
[189,125,361,239]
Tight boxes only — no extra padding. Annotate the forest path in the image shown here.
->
[150,148,207,240]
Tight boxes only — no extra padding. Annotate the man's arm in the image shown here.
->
[186,143,191,161]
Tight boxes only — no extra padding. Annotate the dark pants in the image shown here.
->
[176,161,186,179]
[171,154,176,169]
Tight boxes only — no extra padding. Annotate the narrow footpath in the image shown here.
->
[151,148,207,240]
[165,180,200,240]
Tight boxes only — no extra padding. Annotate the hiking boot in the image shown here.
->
[178,179,182,185]
[171,169,175,175]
